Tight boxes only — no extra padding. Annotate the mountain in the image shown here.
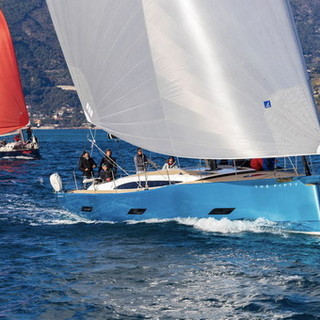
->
[0,0,83,127]
[0,0,319,127]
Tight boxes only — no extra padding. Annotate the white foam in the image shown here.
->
[30,209,93,225]
[282,229,320,236]
[125,217,277,234]
[175,217,277,234]
[1,156,35,160]
[126,218,172,224]
[27,207,117,226]
[37,177,44,185]
[3,197,97,225]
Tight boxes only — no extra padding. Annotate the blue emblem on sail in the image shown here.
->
[264,100,272,108]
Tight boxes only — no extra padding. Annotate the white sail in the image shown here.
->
[46,0,320,159]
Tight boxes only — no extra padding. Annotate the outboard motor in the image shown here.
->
[50,173,63,192]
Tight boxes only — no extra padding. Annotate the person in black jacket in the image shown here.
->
[99,163,113,182]
[79,151,97,178]
[98,149,117,177]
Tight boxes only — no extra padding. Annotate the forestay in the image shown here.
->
[46,0,320,159]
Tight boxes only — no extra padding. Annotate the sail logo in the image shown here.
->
[263,100,272,108]
[85,103,93,119]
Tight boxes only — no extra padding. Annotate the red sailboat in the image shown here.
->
[0,10,40,159]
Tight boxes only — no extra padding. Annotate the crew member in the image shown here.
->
[79,151,97,178]
[133,148,158,173]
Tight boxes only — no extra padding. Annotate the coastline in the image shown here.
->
[32,126,94,130]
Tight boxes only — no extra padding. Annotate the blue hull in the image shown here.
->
[57,175,320,222]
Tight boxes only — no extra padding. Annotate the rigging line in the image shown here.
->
[288,157,299,176]
[65,128,99,190]
[136,171,144,189]
[232,160,238,181]
[147,152,185,181]
[87,138,130,177]
[164,166,172,185]
[88,127,97,156]
[89,137,161,190]
[198,159,204,183]
[73,171,79,190]
[68,131,94,189]
[89,138,178,187]
[308,155,314,172]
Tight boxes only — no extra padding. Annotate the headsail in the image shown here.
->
[0,10,29,135]
[46,0,320,159]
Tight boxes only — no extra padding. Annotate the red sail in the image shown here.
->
[0,10,29,135]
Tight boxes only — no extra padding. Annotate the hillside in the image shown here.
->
[291,0,320,71]
[0,0,319,127]
[0,0,83,127]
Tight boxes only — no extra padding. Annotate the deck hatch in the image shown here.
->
[128,208,146,215]
[81,206,93,212]
[208,208,235,215]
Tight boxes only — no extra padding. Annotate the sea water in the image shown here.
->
[1,129,320,320]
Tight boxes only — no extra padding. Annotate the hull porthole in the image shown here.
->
[128,209,146,215]
[81,206,93,212]
[208,208,235,215]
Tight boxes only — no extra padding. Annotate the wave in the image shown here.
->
[125,217,279,234]
[125,217,320,236]
[0,155,37,160]
[29,209,95,226]
[175,217,277,234]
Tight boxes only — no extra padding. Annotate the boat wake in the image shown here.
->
[29,209,95,226]
[125,217,320,236]
[175,217,277,234]
[1,156,37,160]
[125,217,279,234]
[0,193,93,226]
[4,203,279,231]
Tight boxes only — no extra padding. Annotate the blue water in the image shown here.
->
[1,129,320,320]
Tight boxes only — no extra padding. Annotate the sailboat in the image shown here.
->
[48,0,320,222]
[0,10,40,159]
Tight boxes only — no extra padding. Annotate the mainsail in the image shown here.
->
[0,10,29,135]
[46,0,320,159]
